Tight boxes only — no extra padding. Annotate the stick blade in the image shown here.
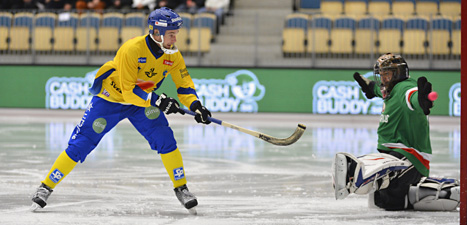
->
[259,124,306,146]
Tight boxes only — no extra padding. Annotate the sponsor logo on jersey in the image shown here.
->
[145,68,157,78]
[163,60,173,66]
[102,88,110,97]
[179,68,189,78]
[49,169,64,183]
[110,81,122,93]
[92,118,107,134]
[138,57,147,63]
[145,106,160,120]
[173,167,185,181]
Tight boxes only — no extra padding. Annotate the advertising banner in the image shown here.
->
[0,66,460,116]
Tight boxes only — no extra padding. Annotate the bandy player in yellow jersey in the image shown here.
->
[31,7,211,214]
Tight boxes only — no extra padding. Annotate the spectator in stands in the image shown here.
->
[76,0,110,13]
[108,0,132,10]
[10,0,40,9]
[41,0,74,10]
[197,0,229,25]
[132,0,156,10]
[175,0,205,14]
[156,0,182,10]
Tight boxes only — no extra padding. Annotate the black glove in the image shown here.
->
[151,93,185,115]
[190,101,211,124]
[353,72,376,99]
[417,76,433,115]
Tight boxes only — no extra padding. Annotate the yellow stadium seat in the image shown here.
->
[378,17,403,54]
[189,27,211,53]
[451,17,460,55]
[10,12,34,51]
[34,12,56,51]
[76,13,100,52]
[416,1,439,17]
[282,28,306,55]
[76,28,97,51]
[98,27,120,51]
[121,12,145,44]
[121,27,144,43]
[392,0,415,17]
[54,12,78,51]
[402,17,428,55]
[344,0,368,17]
[355,17,379,54]
[330,16,356,54]
[368,0,391,19]
[177,27,189,52]
[0,12,12,51]
[321,0,344,16]
[307,15,332,54]
[177,12,192,52]
[439,1,460,17]
[428,16,451,55]
[282,13,308,55]
[98,12,123,52]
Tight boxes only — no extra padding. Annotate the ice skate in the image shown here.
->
[174,184,198,215]
[30,183,53,212]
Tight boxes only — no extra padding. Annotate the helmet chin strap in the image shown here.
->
[150,33,178,54]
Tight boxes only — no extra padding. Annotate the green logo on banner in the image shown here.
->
[145,106,160,120]
[92,118,107,133]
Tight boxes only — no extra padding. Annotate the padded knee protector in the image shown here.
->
[409,177,460,211]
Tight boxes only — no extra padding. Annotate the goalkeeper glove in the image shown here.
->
[353,72,376,99]
[417,77,434,115]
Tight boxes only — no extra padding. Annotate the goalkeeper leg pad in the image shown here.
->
[333,152,411,199]
[409,177,460,211]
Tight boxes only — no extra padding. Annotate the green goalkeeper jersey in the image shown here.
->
[374,78,431,177]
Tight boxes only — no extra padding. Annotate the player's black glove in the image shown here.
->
[417,76,433,115]
[190,101,211,124]
[353,72,376,99]
[151,93,185,115]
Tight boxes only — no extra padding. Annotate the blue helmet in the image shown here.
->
[148,7,183,36]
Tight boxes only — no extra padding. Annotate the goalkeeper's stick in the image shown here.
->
[180,108,306,146]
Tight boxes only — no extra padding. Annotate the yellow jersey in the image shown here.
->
[89,35,199,108]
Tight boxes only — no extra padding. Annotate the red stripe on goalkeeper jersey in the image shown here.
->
[383,143,431,170]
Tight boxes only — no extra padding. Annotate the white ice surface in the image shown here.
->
[0,109,461,225]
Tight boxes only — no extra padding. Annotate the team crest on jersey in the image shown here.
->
[163,60,173,66]
[49,169,64,183]
[145,68,157,78]
[173,167,185,181]
[138,57,147,63]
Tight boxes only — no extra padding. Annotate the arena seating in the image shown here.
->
[0,10,219,54]
[284,0,461,58]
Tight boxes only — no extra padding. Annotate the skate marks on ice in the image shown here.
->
[0,109,460,224]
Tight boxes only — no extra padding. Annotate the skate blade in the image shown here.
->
[30,202,41,212]
[188,207,197,215]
